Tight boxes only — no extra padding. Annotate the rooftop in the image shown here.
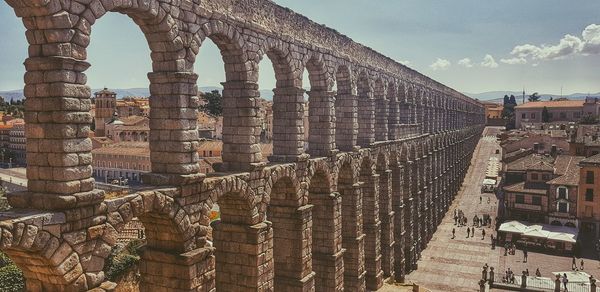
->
[515,100,584,109]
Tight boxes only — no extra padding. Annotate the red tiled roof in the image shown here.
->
[515,100,584,109]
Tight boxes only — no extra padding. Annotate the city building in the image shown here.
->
[116,97,149,118]
[568,124,600,157]
[546,155,584,227]
[8,123,25,165]
[92,142,151,183]
[93,88,117,137]
[503,158,554,222]
[105,115,149,142]
[514,99,599,129]
[577,154,600,237]
[482,101,504,126]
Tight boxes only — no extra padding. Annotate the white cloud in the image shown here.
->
[500,57,527,65]
[399,60,411,66]
[458,58,473,68]
[429,58,451,71]
[480,54,499,68]
[506,23,600,64]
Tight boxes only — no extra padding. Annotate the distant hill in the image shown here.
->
[464,91,600,104]
[0,87,276,101]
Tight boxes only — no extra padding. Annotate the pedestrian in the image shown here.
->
[563,273,569,291]
[467,228,470,238]
[482,229,486,240]
[526,268,529,276]
[480,196,482,203]
[535,268,541,277]
[523,249,528,263]
[487,197,490,204]
[472,227,475,237]
[452,228,455,239]
[580,259,584,270]
[572,256,577,270]
[454,215,457,225]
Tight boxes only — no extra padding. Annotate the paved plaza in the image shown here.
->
[404,127,600,292]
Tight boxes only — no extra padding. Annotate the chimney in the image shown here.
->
[551,144,557,157]
[533,142,540,152]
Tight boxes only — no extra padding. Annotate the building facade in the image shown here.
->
[577,154,600,236]
[93,88,117,137]
[514,100,598,129]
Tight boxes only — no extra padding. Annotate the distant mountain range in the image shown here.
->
[2,87,598,105]
[463,91,600,104]
[0,87,276,101]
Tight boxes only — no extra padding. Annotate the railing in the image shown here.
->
[480,266,597,292]
[397,124,421,139]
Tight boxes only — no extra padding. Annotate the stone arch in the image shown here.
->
[357,70,374,146]
[374,78,388,141]
[0,223,86,290]
[195,20,262,169]
[307,161,344,290]
[387,81,399,139]
[335,64,357,151]
[305,52,336,156]
[265,171,311,290]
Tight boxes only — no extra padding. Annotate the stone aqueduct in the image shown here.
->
[0,0,485,290]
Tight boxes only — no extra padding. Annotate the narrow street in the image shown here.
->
[404,127,503,291]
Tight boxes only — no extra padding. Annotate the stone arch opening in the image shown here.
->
[357,71,374,147]
[0,226,83,291]
[305,55,335,157]
[337,159,365,290]
[387,82,399,140]
[196,24,262,171]
[308,167,344,291]
[213,189,268,291]
[360,155,382,289]
[374,79,388,141]
[266,175,313,290]
[376,150,395,280]
[335,65,356,151]
[261,47,304,160]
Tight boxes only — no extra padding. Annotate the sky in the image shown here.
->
[2,0,600,95]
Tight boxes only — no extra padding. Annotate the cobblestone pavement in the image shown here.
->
[405,127,503,292]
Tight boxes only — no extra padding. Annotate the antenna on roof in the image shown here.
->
[522,87,525,104]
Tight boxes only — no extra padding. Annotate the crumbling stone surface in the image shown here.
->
[1,0,485,290]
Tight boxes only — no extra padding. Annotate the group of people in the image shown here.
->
[454,209,467,226]
[452,226,486,239]
[472,214,492,228]
[571,256,584,271]
[502,268,543,284]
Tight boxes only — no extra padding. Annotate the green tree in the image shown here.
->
[542,106,550,122]
[0,252,25,292]
[580,114,598,125]
[201,90,223,116]
[528,92,541,102]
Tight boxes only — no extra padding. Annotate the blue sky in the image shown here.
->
[2,0,600,95]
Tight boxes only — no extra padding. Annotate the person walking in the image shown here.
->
[472,227,475,237]
[563,273,569,291]
[452,228,455,239]
[482,229,486,240]
[572,256,577,270]
[580,259,584,270]
[467,228,470,238]
[523,249,528,263]
[535,268,541,277]
[480,196,482,204]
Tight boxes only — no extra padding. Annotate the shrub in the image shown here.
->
[0,252,25,292]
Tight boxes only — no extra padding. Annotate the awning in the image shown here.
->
[483,179,496,186]
[499,221,579,243]
[499,220,528,233]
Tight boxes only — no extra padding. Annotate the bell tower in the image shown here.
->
[94,88,117,137]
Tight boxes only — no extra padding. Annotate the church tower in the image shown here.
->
[94,88,117,137]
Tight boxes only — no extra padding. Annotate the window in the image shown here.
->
[586,189,594,202]
[560,112,567,119]
[574,112,581,118]
[531,113,536,119]
[548,113,554,119]
[557,187,568,200]
[516,195,525,204]
[531,173,539,180]
[558,202,568,213]
[532,196,542,205]
[522,113,527,119]
[587,171,595,184]
[542,174,550,181]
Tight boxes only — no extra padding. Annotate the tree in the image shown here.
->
[542,106,550,122]
[528,92,541,102]
[580,114,598,125]
[509,95,516,105]
[503,95,510,105]
[201,90,223,116]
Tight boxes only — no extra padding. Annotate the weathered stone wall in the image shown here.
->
[0,0,485,290]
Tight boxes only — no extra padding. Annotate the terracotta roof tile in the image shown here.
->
[515,100,584,109]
